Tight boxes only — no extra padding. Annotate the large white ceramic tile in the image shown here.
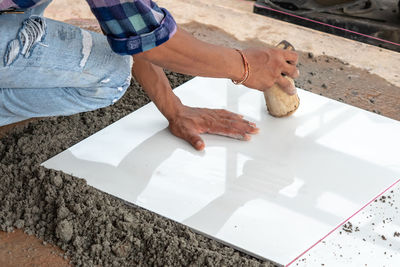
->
[42,77,400,266]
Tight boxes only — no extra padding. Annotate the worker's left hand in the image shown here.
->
[168,105,259,151]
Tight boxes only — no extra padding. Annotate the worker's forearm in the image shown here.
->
[134,27,244,82]
[131,59,182,121]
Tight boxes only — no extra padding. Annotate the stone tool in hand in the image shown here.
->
[263,40,300,117]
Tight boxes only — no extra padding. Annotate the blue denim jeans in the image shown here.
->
[0,1,133,126]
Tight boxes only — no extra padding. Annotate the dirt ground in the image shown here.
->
[0,230,70,267]
[1,12,400,267]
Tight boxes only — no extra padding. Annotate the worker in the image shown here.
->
[0,0,299,150]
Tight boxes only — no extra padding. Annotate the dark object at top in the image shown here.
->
[277,40,296,51]
[254,0,400,52]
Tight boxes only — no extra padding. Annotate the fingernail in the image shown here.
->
[243,135,251,141]
[196,141,203,149]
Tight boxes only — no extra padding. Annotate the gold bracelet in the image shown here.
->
[231,49,250,85]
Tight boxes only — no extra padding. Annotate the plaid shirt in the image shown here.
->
[0,0,177,55]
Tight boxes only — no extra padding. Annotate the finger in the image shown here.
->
[241,119,258,129]
[228,120,259,134]
[276,76,296,95]
[214,130,251,141]
[208,111,259,133]
[207,121,253,140]
[282,63,300,79]
[185,131,205,151]
[283,50,299,65]
[247,123,259,134]
[214,109,244,120]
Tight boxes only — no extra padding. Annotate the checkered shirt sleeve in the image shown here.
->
[1,0,177,55]
[86,0,177,55]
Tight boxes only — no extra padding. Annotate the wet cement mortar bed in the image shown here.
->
[1,34,400,267]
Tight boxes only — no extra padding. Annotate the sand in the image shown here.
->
[1,20,400,267]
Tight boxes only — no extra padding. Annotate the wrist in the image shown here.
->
[231,49,250,85]
[226,48,245,81]
[162,93,184,122]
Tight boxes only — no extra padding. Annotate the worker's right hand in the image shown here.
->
[242,47,299,95]
[168,105,259,151]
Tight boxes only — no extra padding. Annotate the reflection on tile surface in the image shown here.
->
[43,77,400,265]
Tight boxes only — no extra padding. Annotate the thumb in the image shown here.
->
[186,131,205,151]
[277,76,296,95]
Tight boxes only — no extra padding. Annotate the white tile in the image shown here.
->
[42,77,400,265]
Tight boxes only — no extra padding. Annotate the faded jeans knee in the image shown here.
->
[0,12,134,124]
[73,70,132,111]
